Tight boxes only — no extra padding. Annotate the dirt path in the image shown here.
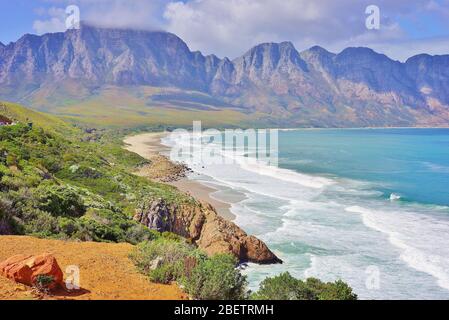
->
[0,236,187,300]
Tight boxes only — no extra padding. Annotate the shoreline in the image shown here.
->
[124,132,236,221]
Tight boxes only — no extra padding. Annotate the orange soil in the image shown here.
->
[0,236,188,300]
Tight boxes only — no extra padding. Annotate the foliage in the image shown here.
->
[0,101,190,244]
[251,272,357,301]
[34,275,55,288]
[130,238,202,284]
[183,254,248,300]
[33,274,55,294]
[130,239,248,300]
[33,183,86,217]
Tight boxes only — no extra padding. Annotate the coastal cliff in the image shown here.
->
[124,133,282,265]
[134,198,282,265]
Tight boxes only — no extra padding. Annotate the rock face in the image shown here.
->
[134,199,282,264]
[0,23,218,91]
[0,253,64,289]
[1,24,449,127]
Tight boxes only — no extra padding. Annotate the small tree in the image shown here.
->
[251,272,357,301]
[183,254,248,300]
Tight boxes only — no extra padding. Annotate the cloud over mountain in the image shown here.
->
[29,0,449,61]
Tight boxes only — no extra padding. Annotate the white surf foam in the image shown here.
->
[345,205,449,291]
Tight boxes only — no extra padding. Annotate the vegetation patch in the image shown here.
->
[251,272,357,300]
[130,239,357,301]
[0,102,190,243]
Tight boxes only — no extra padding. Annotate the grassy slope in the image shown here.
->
[20,84,266,129]
[0,102,78,136]
[0,101,192,243]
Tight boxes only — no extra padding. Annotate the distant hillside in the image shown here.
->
[0,101,172,242]
[0,24,448,127]
[0,102,78,135]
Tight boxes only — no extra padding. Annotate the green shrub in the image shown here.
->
[57,217,78,237]
[150,264,177,284]
[34,274,55,293]
[251,272,303,300]
[251,272,357,300]
[312,279,358,300]
[24,210,59,237]
[0,198,18,234]
[182,254,248,300]
[124,224,159,245]
[130,238,199,283]
[34,183,85,217]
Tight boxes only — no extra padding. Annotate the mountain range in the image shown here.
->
[1,23,448,127]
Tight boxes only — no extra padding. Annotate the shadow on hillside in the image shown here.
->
[49,285,91,300]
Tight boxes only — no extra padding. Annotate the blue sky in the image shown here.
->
[1,0,448,61]
[0,1,38,44]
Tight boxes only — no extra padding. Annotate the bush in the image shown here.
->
[73,208,156,243]
[34,183,85,217]
[34,274,55,293]
[250,272,303,300]
[130,238,200,284]
[131,240,248,300]
[150,264,176,284]
[0,198,18,234]
[251,272,357,300]
[57,217,78,237]
[182,254,248,300]
[24,210,59,237]
[124,225,159,245]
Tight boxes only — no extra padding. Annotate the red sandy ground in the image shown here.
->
[0,236,188,300]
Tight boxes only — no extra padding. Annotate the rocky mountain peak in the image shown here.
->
[300,45,336,71]
[236,41,305,68]
[1,25,449,127]
[335,47,394,65]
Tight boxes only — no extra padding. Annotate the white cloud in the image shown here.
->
[31,0,449,61]
[365,36,449,62]
[33,7,66,34]
[39,0,169,31]
[162,0,448,60]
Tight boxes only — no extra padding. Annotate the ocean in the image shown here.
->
[162,128,449,300]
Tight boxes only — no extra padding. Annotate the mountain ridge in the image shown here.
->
[1,24,448,127]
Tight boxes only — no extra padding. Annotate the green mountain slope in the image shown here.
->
[0,101,188,241]
[0,102,78,135]
[21,85,265,128]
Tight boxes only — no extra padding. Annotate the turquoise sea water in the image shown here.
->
[163,129,449,300]
[280,129,449,207]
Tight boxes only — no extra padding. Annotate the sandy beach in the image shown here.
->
[124,132,236,220]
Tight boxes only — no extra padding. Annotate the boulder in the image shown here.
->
[0,255,32,285]
[0,253,64,289]
[134,199,282,264]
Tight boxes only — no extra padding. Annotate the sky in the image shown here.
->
[0,0,448,61]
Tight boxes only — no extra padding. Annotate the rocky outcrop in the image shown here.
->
[0,253,64,289]
[136,154,192,183]
[134,199,282,265]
